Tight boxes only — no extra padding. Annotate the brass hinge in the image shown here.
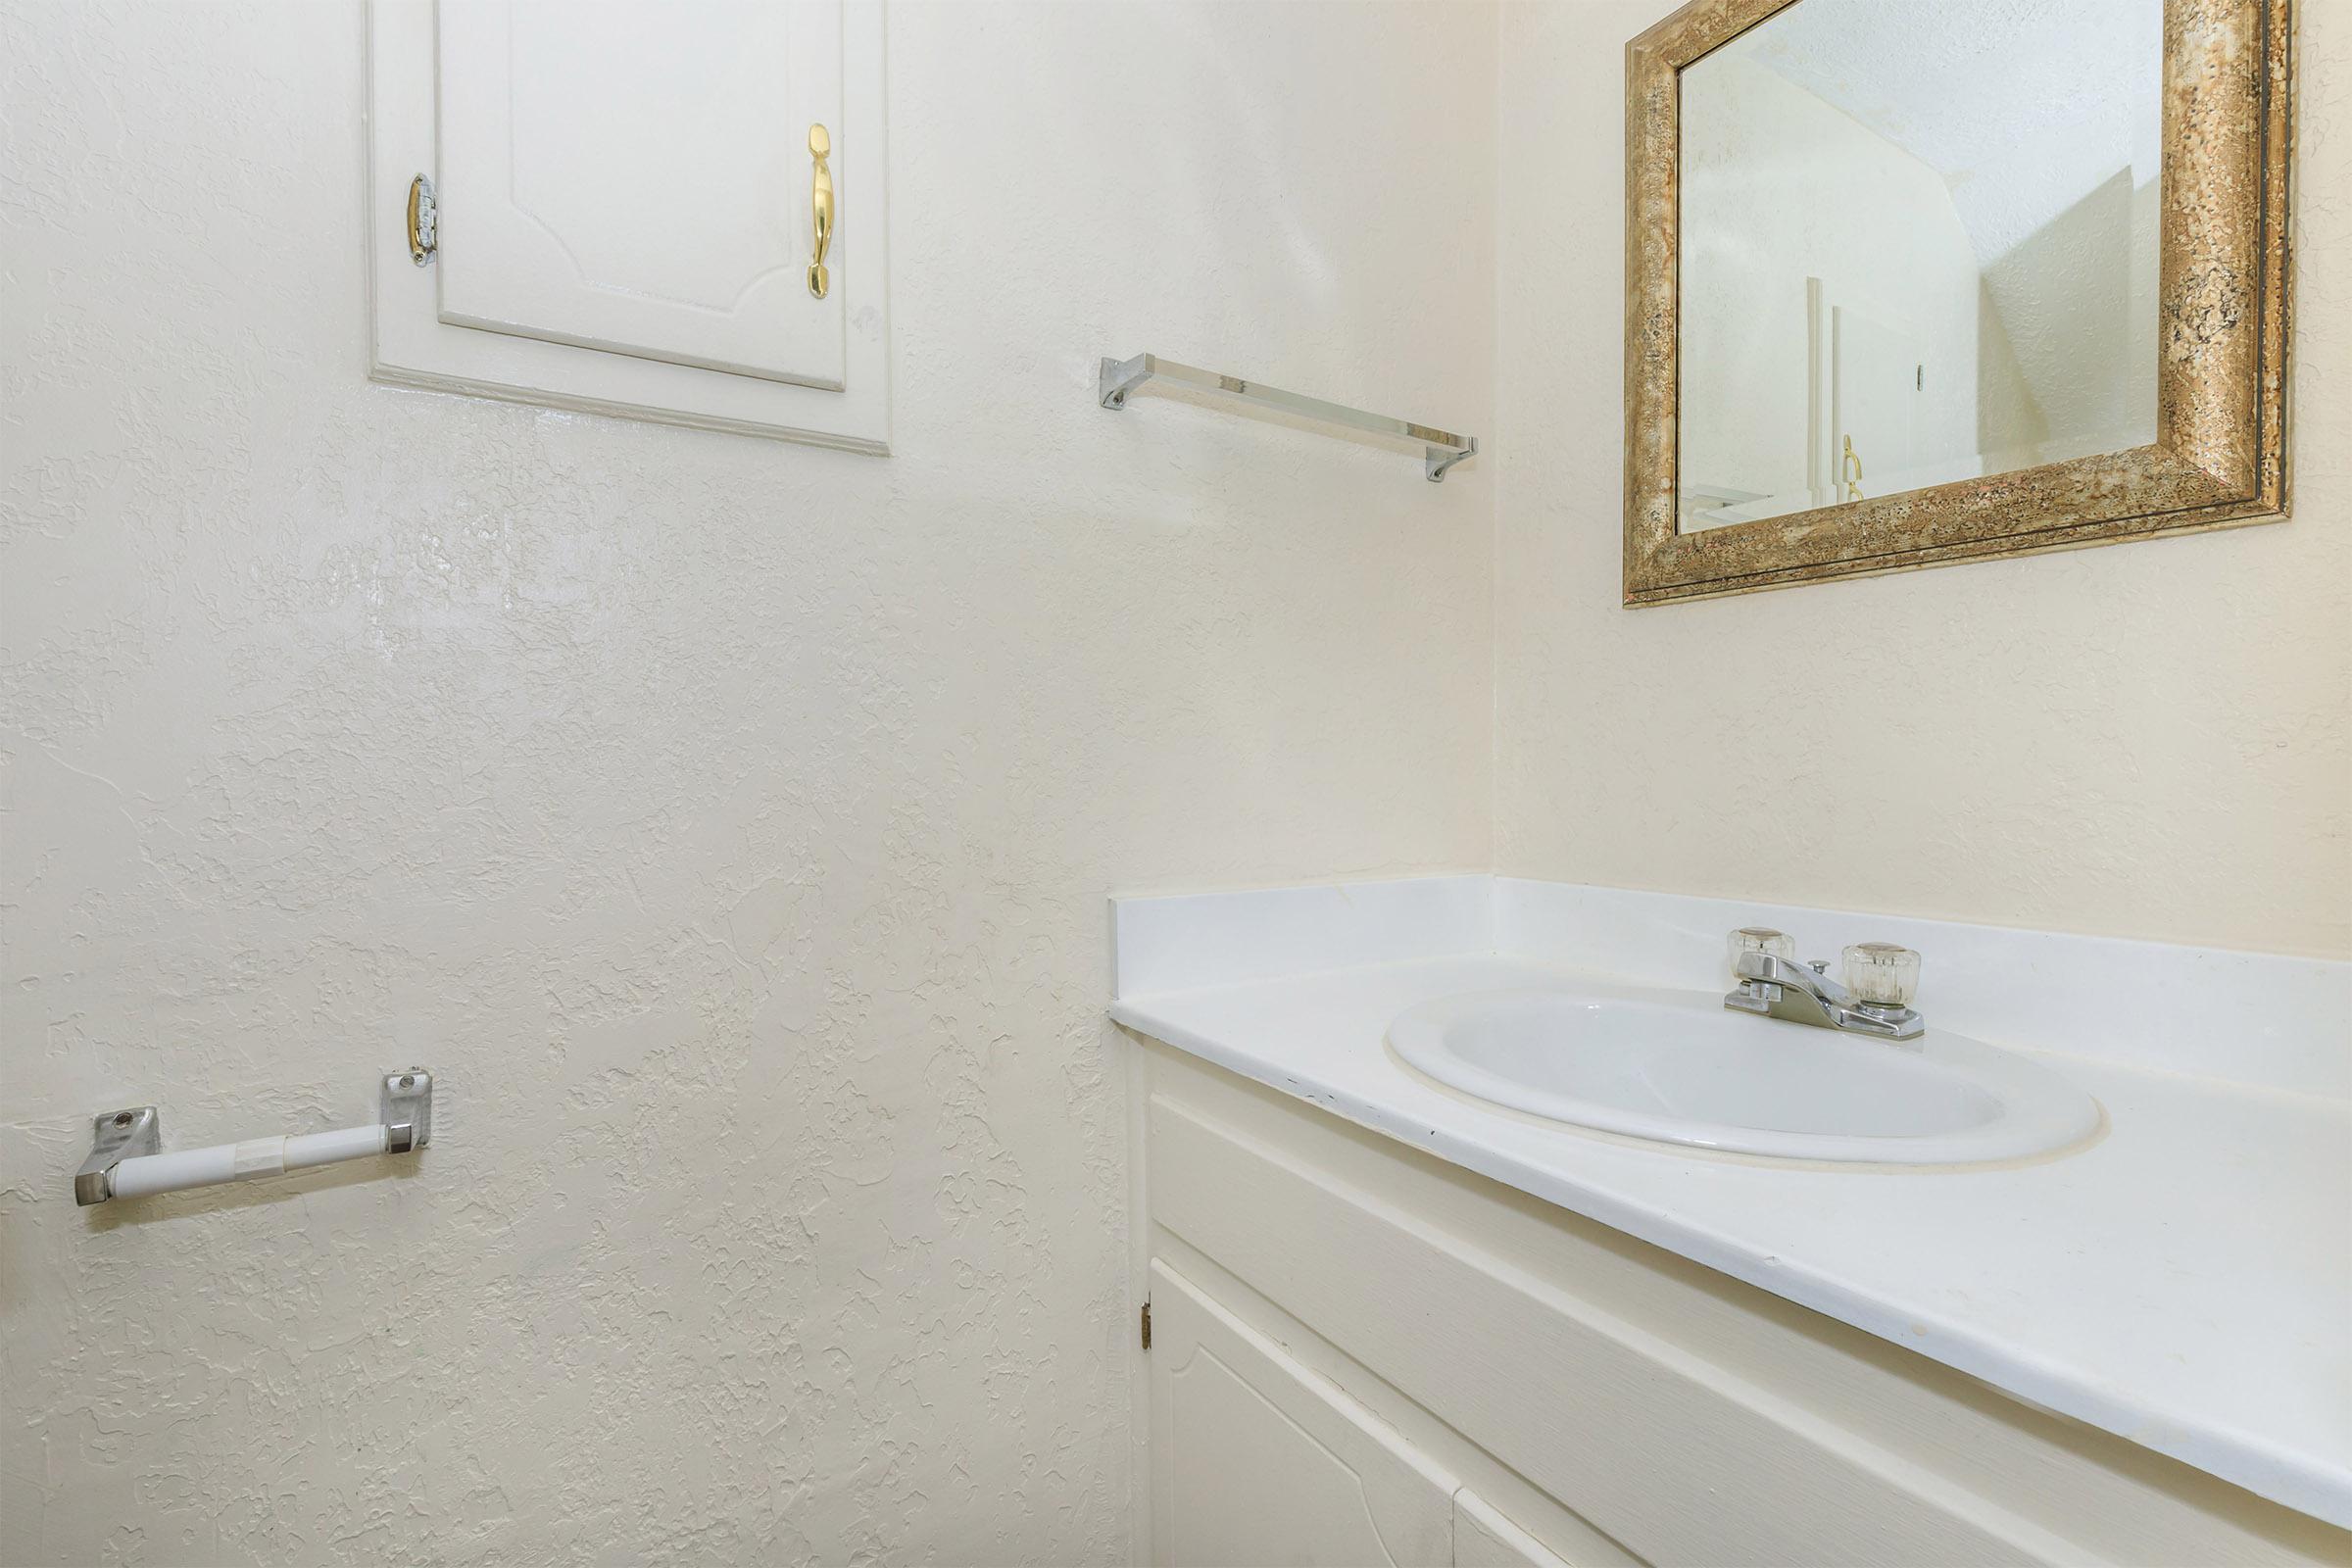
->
[1140,1300,1152,1350]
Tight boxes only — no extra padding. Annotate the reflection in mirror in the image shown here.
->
[1677,0,2162,531]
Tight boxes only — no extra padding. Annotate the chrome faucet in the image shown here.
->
[1722,928,1925,1042]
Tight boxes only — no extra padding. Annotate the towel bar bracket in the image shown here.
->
[1098,354,1152,411]
[381,1068,432,1153]
[1426,438,1478,483]
[74,1104,161,1206]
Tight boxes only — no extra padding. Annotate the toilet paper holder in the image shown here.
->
[74,1069,433,1206]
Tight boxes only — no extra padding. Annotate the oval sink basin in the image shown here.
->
[1388,983,2100,1164]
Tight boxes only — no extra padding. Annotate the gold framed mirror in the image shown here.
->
[1623,0,2292,606]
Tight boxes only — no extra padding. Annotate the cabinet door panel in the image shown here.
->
[435,0,847,387]
[1454,1492,1592,1568]
[1148,1093,2072,1567]
[1151,1261,1453,1568]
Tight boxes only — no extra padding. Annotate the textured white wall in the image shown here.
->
[1496,0,2351,959]
[0,2,1496,1562]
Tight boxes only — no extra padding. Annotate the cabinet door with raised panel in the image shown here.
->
[1149,1261,1454,1568]
[435,0,845,388]
[368,0,888,450]
[1454,1492,1592,1568]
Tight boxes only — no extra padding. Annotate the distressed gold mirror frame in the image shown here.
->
[1623,0,2293,607]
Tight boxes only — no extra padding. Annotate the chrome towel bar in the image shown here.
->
[74,1069,433,1205]
[1097,353,1480,482]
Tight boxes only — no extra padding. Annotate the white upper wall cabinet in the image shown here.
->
[436,2,847,387]
[368,0,889,451]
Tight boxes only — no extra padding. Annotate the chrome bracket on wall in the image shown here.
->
[1425,438,1478,483]
[74,1105,161,1206]
[380,1068,433,1152]
[1098,352,1481,484]
[1098,353,1155,411]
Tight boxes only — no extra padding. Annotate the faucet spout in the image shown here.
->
[1726,949,1925,1042]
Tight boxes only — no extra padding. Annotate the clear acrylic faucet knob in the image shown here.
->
[1727,927,1794,980]
[1842,942,1921,1007]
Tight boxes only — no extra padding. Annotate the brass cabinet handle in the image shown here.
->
[406,173,437,266]
[807,123,833,298]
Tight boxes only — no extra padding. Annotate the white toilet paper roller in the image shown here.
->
[73,1070,433,1205]
[106,1124,391,1200]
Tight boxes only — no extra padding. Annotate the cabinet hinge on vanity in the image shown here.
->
[1140,1300,1152,1350]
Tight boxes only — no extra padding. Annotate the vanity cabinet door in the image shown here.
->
[434,0,846,389]
[1454,1492,1582,1568]
[1149,1261,1454,1568]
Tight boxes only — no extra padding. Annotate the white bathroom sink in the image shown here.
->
[1387,982,2101,1164]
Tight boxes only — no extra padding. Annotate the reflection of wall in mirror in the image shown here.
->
[1975,169,2160,472]
[1679,56,1981,528]
[1677,0,2162,531]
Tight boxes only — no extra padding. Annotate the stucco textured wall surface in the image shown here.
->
[1495,0,2351,958]
[0,2,1496,1561]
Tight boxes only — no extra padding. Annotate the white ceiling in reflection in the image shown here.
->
[1718,0,2163,266]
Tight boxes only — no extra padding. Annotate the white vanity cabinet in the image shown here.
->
[1149,1263,1458,1568]
[1149,1256,1578,1568]
[1129,1039,2352,1568]
[368,0,888,450]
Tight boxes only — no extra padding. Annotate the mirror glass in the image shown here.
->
[1676,0,2163,531]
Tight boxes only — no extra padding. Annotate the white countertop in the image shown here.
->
[1111,951,2352,1529]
